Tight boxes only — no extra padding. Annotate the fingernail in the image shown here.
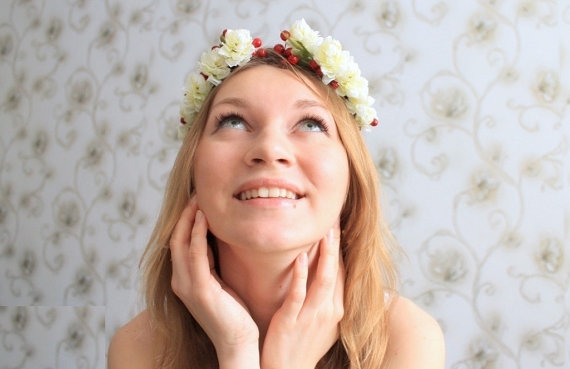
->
[195,209,203,222]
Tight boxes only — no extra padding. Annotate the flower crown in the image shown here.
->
[179,19,378,139]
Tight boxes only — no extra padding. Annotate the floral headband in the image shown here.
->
[179,19,378,139]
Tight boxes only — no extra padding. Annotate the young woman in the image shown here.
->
[108,20,445,369]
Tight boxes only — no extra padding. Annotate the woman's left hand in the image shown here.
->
[260,223,344,369]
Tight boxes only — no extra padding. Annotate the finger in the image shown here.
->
[187,209,212,286]
[305,224,341,307]
[170,199,198,277]
[170,198,198,248]
[276,252,308,322]
[333,248,345,319]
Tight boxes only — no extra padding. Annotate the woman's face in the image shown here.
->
[193,65,350,252]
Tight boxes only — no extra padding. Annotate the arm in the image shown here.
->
[384,297,445,369]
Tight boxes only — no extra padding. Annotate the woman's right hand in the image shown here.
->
[170,198,260,368]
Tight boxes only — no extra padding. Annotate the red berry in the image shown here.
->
[371,118,379,127]
[287,54,299,65]
[315,67,323,78]
[274,44,285,54]
[309,60,319,70]
[329,80,339,89]
[255,48,267,57]
[252,37,262,48]
[284,47,292,57]
[180,117,186,124]
[280,30,291,41]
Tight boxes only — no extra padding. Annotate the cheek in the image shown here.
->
[193,146,222,198]
[193,155,222,225]
[309,147,350,215]
[192,151,208,190]
[192,143,236,219]
[194,142,225,182]
[322,150,350,193]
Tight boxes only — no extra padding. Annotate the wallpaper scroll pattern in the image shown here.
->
[0,0,568,368]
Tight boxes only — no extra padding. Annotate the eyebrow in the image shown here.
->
[293,99,327,110]
[212,97,327,110]
[211,97,249,109]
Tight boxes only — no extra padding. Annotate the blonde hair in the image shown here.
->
[141,51,398,368]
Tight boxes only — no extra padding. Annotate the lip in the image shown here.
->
[233,178,304,199]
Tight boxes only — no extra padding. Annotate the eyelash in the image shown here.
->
[214,112,330,132]
[215,112,245,128]
[300,114,329,133]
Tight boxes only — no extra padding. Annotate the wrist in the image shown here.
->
[217,342,260,369]
[261,356,315,369]
[261,363,314,369]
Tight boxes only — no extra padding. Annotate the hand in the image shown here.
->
[170,198,260,367]
[261,223,344,369]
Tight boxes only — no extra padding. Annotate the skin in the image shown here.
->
[193,66,350,253]
[186,66,347,367]
[108,65,446,369]
[169,199,344,368]
[191,66,350,348]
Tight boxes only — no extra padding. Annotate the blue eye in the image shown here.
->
[217,114,246,130]
[298,117,329,132]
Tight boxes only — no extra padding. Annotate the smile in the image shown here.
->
[237,187,300,200]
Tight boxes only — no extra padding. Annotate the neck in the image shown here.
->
[216,240,320,342]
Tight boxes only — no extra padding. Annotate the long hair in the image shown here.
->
[141,51,399,368]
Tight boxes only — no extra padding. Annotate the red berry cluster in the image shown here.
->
[274,29,297,64]
[271,29,344,90]
[251,37,267,57]
[252,49,266,57]
[273,34,307,70]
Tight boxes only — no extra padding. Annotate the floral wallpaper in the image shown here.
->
[0,0,568,368]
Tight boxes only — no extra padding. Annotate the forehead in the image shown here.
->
[212,65,326,106]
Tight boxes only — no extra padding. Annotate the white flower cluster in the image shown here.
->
[179,19,378,139]
[179,29,256,139]
[285,19,377,129]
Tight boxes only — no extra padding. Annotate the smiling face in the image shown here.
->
[193,65,350,253]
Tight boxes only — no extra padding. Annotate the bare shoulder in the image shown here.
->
[108,310,158,369]
[384,296,445,369]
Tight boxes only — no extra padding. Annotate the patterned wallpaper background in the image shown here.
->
[0,0,568,368]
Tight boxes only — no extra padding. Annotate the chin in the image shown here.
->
[213,227,319,254]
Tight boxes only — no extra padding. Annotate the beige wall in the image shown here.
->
[0,0,568,368]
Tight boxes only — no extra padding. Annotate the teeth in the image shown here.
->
[238,187,298,200]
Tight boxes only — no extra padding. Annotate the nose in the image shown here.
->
[244,128,294,167]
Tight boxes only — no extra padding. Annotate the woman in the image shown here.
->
[108,20,445,368]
